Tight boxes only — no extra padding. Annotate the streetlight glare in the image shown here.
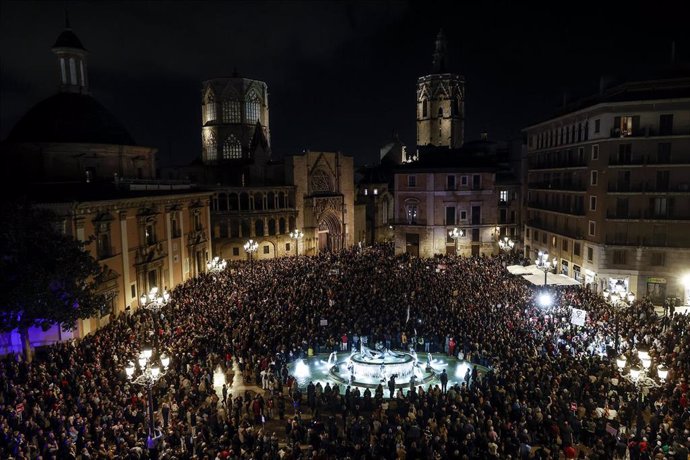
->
[537,292,552,307]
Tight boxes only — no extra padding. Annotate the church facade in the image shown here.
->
[1,20,212,353]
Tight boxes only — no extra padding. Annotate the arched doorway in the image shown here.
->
[318,212,342,253]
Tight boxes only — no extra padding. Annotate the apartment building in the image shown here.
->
[523,77,690,305]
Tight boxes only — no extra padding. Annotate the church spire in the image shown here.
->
[432,29,448,73]
[52,13,89,94]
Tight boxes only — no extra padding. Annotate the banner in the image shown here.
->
[570,308,586,326]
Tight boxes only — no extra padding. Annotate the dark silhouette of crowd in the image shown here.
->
[1,244,689,459]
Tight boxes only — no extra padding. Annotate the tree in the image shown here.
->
[0,201,106,360]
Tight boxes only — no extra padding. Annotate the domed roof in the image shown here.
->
[6,92,136,145]
[52,29,86,51]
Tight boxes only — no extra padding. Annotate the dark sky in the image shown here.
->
[1,0,687,167]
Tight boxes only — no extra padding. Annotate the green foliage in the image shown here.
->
[0,201,106,333]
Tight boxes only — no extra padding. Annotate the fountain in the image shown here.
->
[328,343,437,389]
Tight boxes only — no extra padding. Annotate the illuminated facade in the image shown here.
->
[0,20,212,353]
[523,77,690,304]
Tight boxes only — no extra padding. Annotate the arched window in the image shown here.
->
[217,193,228,211]
[289,216,296,232]
[255,220,264,237]
[279,218,286,234]
[254,193,264,210]
[204,131,217,162]
[311,169,333,193]
[204,93,216,123]
[239,193,249,210]
[268,219,276,235]
[222,135,242,160]
[229,194,239,211]
[222,100,241,123]
[422,99,428,117]
[245,91,261,124]
[438,107,444,118]
[267,192,275,209]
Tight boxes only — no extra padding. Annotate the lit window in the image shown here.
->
[406,204,418,224]
[204,132,217,162]
[245,91,261,124]
[222,135,242,160]
[222,100,241,123]
[373,188,378,195]
[499,190,508,202]
[205,98,216,123]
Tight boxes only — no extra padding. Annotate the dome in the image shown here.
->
[52,29,86,50]
[6,93,136,145]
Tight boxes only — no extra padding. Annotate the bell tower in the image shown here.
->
[51,12,89,94]
[416,29,465,149]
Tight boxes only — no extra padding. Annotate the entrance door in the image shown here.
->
[318,231,329,252]
[405,233,419,257]
[471,244,480,257]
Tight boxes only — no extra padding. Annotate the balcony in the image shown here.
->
[608,183,690,193]
[528,181,586,192]
[528,159,588,170]
[606,210,690,221]
[97,246,116,260]
[527,219,583,240]
[528,202,585,216]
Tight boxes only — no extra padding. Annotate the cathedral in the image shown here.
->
[392,30,522,257]
[1,19,212,353]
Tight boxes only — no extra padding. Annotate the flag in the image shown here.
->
[406,305,410,324]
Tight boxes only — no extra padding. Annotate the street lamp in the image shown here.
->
[290,229,304,257]
[448,227,464,256]
[498,236,515,252]
[603,289,635,353]
[244,239,258,267]
[139,287,170,313]
[535,251,557,286]
[206,256,227,274]
[615,348,666,390]
[125,348,171,440]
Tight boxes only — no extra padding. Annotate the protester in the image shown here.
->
[1,243,689,459]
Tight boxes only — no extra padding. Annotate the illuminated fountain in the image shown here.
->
[327,343,437,389]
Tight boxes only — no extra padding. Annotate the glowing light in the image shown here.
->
[682,274,690,287]
[538,292,553,308]
[616,356,627,370]
[630,367,641,381]
[213,367,226,387]
[657,366,668,380]
[294,359,311,379]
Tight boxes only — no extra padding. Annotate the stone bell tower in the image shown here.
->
[416,29,465,149]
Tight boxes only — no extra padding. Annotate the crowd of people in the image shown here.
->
[1,244,689,459]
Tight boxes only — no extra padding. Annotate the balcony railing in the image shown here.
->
[528,182,586,192]
[608,183,690,193]
[528,202,585,216]
[528,159,588,170]
[606,210,690,220]
[527,219,583,240]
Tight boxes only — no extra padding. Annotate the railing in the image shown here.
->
[608,183,690,193]
[528,202,585,216]
[528,159,588,169]
[606,210,690,220]
[528,182,586,191]
[526,220,583,240]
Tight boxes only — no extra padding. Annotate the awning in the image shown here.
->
[507,264,582,286]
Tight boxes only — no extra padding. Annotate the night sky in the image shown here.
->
[1,0,687,167]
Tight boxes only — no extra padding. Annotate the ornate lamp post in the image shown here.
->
[290,229,304,257]
[535,251,557,286]
[498,236,515,253]
[448,227,464,256]
[603,289,635,353]
[125,347,171,438]
[615,348,668,390]
[206,256,227,274]
[244,239,258,268]
[139,287,170,314]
